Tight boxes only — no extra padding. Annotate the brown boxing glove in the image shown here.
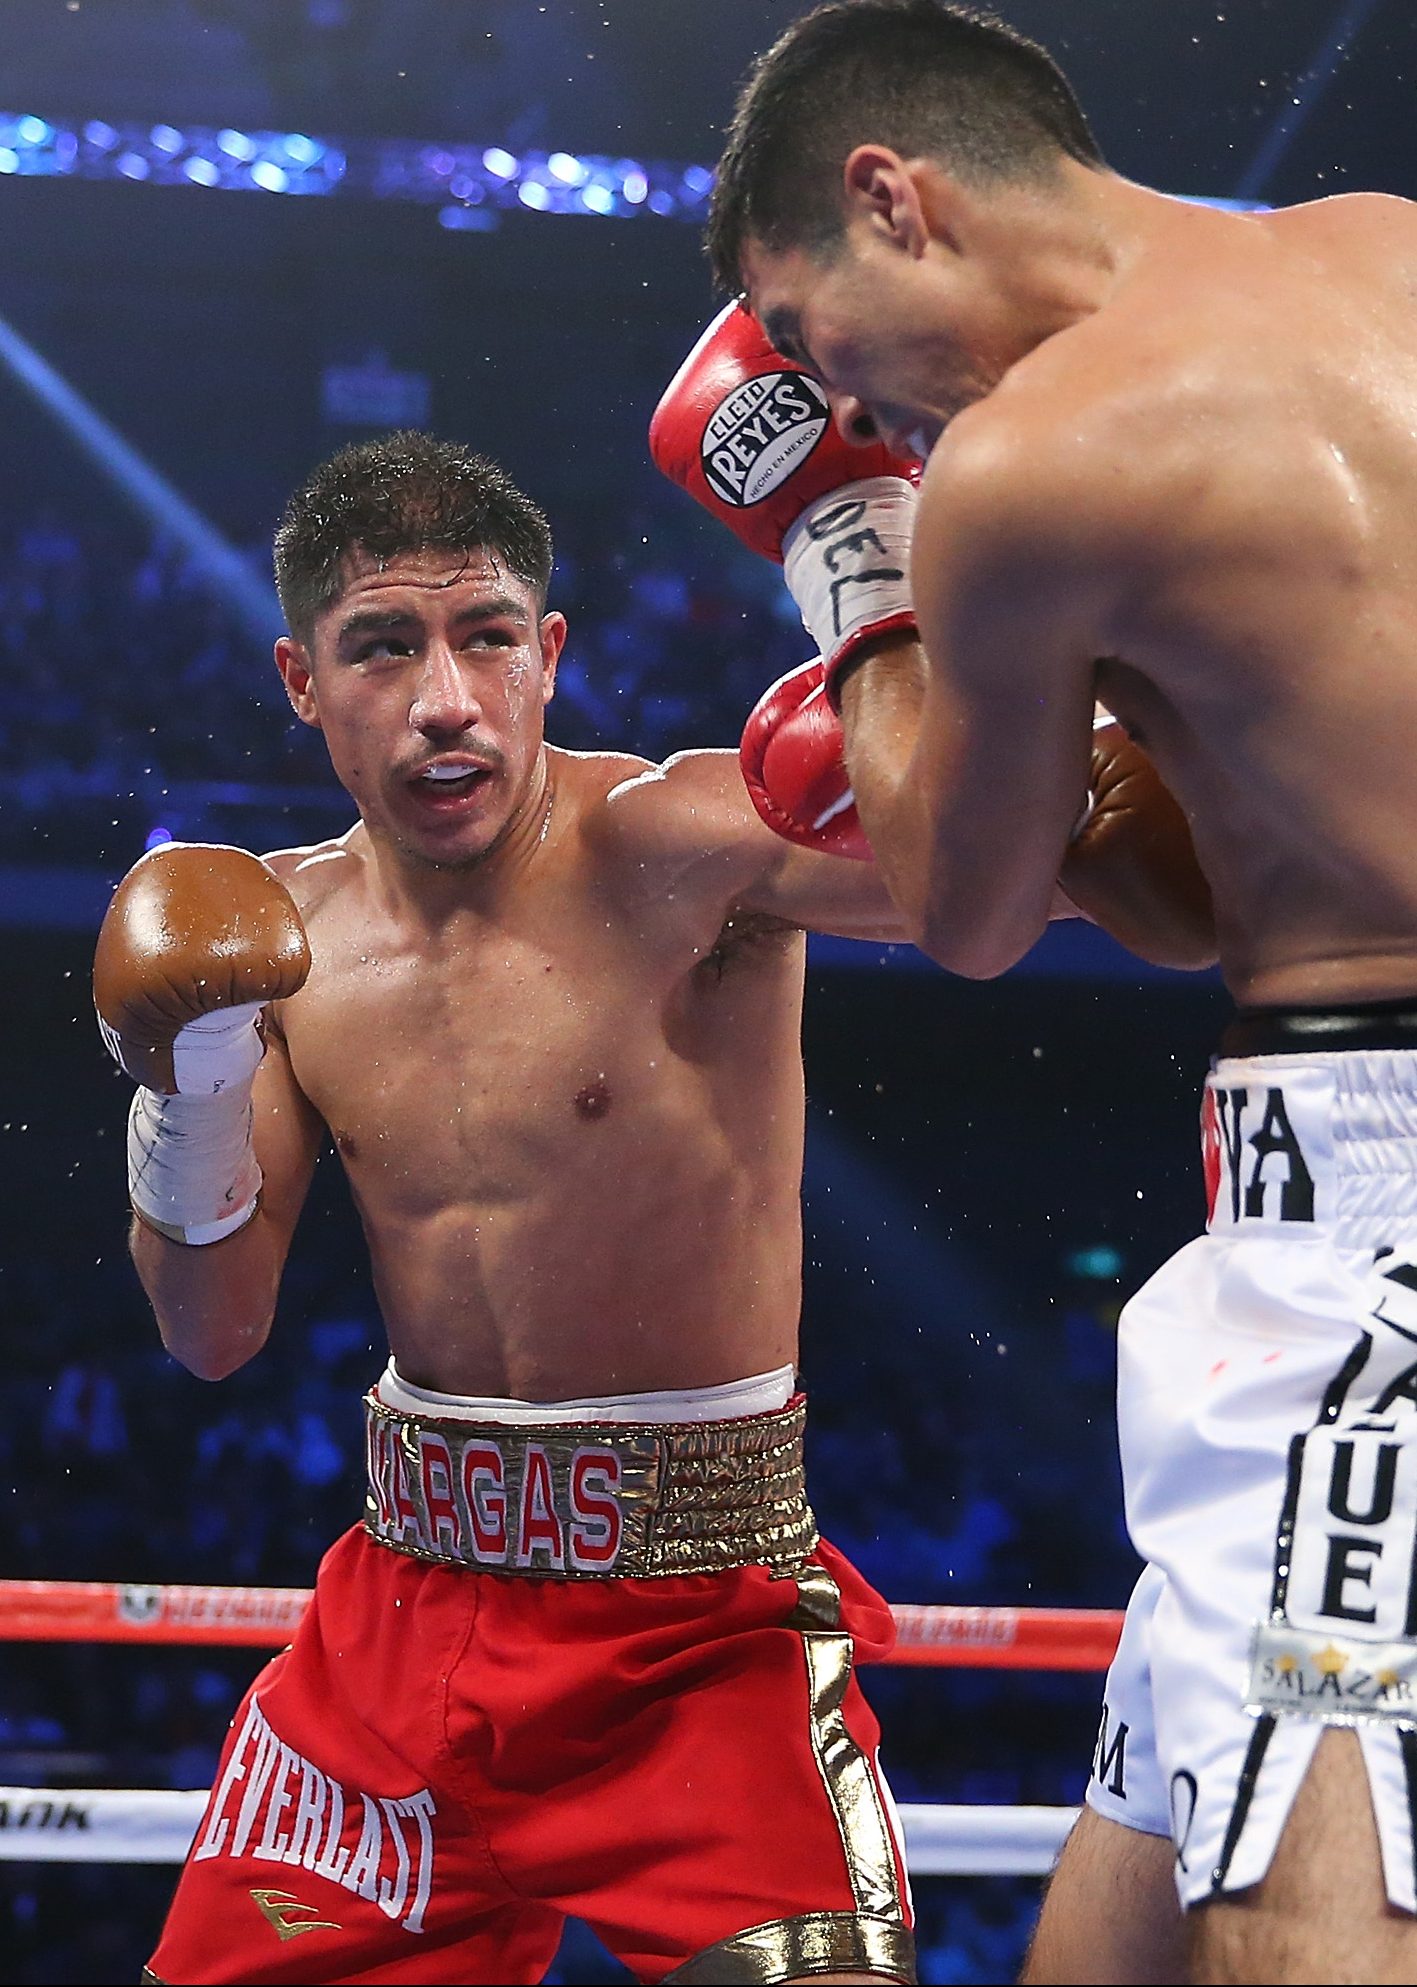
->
[1058,720,1217,971]
[95,842,310,1093]
[94,843,311,1244]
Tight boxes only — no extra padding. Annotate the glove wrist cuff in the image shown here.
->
[783,476,917,688]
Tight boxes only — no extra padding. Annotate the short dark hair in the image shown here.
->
[709,0,1104,290]
[274,430,554,643]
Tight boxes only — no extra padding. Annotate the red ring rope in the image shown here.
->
[0,1581,1124,1668]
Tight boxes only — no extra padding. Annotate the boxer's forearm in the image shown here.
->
[836,633,956,943]
[131,1207,286,1380]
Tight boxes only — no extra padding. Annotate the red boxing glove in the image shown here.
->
[651,301,906,558]
[651,303,918,690]
[740,658,871,860]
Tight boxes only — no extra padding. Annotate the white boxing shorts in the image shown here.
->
[1087,1017,1417,1913]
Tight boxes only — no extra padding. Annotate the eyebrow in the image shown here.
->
[762,309,808,368]
[335,595,532,644]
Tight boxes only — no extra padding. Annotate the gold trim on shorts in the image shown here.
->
[665,1911,916,1983]
[669,1566,917,1981]
[791,1562,910,1926]
[362,1391,818,1577]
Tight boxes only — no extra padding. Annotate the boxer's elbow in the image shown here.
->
[158,1306,275,1381]
[911,895,1038,979]
[1142,926,1220,973]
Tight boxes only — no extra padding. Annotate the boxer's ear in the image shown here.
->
[537,611,567,706]
[276,635,321,730]
[843,144,934,260]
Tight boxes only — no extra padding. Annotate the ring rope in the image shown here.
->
[0,1581,1102,1878]
[0,1787,1079,1874]
[0,1581,1124,1667]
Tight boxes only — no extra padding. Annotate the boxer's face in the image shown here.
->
[743,155,1042,458]
[748,236,961,460]
[277,546,565,871]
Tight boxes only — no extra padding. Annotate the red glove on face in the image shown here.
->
[651,303,919,694]
[740,658,871,860]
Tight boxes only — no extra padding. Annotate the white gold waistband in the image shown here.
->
[374,1361,797,1427]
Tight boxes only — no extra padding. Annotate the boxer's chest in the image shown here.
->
[280,891,691,1201]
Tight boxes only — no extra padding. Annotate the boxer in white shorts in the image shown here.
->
[705,2,1417,1975]
[1089,1020,1417,1922]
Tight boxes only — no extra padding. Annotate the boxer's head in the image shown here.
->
[711,0,1108,457]
[274,433,565,873]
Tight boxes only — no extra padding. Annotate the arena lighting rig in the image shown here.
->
[0,111,1273,232]
[0,112,712,228]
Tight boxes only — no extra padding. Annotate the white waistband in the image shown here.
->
[374,1361,797,1426]
[1206,1051,1417,1247]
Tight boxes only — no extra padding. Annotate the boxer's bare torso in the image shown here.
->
[1029,193,1417,1007]
[130,547,907,1399]
[752,183,1417,1006]
[261,746,873,1400]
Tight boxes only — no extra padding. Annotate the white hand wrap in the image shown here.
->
[124,1004,265,1245]
[782,476,918,697]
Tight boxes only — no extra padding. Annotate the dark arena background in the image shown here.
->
[0,2,1409,1980]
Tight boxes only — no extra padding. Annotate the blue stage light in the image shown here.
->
[0,151,16,175]
[216,128,255,162]
[149,124,183,155]
[548,151,586,186]
[481,146,518,180]
[250,160,288,193]
[16,116,50,145]
[1065,1245,1125,1281]
[621,169,648,205]
[183,156,219,187]
[144,827,174,852]
[517,180,549,211]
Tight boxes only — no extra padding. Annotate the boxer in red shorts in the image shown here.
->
[94,431,1209,1984]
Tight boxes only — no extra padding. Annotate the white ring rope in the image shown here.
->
[0,1787,1077,1875]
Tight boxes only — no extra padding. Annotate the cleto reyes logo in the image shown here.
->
[701,370,829,506]
[366,1417,625,1573]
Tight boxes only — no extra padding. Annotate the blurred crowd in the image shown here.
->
[0,496,811,864]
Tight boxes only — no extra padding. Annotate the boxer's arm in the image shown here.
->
[131,1009,324,1380]
[838,415,1149,976]
[600,748,914,941]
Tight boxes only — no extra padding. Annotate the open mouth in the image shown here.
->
[407,762,495,809]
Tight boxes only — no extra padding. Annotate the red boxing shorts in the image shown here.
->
[145,1390,915,1984]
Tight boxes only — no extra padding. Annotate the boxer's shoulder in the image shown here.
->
[584,745,777,913]
[917,317,1285,601]
[261,824,364,921]
[583,746,741,842]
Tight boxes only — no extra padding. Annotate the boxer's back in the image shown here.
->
[1029,193,1417,1007]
